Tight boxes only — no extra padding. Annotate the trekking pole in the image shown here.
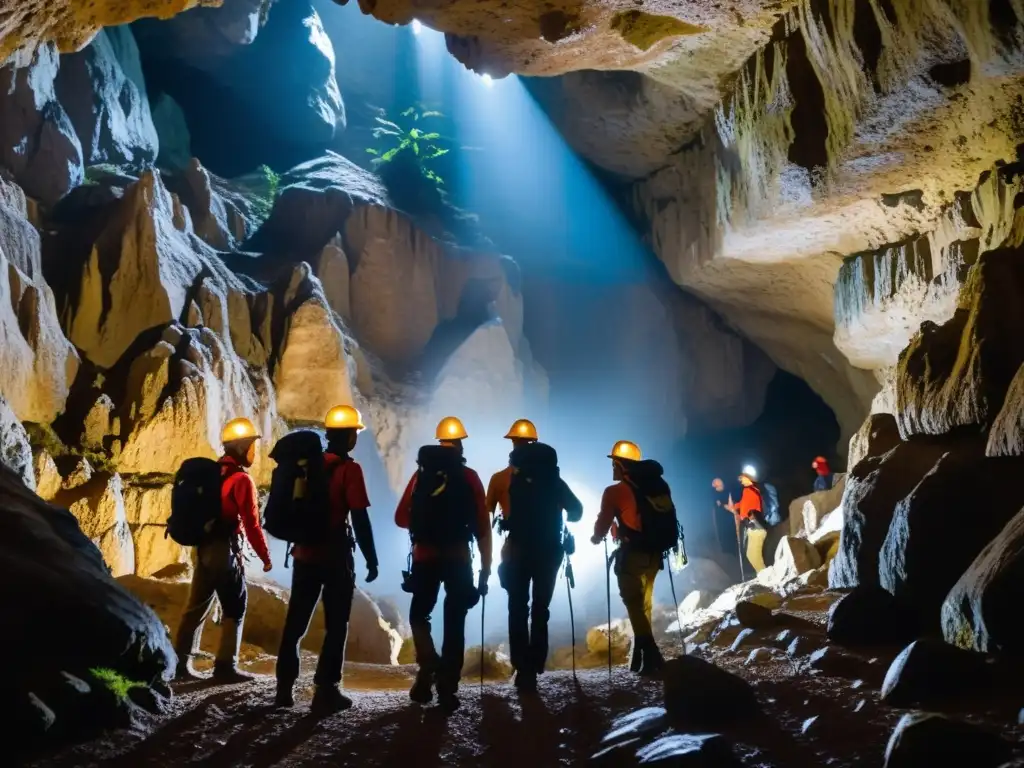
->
[735,517,746,582]
[604,537,612,682]
[565,558,577,680]
[480,592,486,694]
[665,553,685,654]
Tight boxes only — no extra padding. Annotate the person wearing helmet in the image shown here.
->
[395,416,491,712]
[275,405,379,714]
[488,419,582,693]
[174,417,271,682]
[591,440,666,676]
[811,456,833,492]
[729,465,767,573]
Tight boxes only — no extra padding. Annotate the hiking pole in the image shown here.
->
[604,537,612,682]
[735,516,746,582]
[565,558,577,680]
[665,553,685,654]
[480,592,486,694]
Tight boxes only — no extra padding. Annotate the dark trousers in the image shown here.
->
[175,537,247,663]
[276,553,355,687]
[409,558,475,693]
[505,548,562,674]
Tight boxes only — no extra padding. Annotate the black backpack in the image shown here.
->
[409,445,474,548]
[168,457,231,546]
[625,460,681,555]
[506,442,563,551]
[263,429,331,546]
[756,482,783,527]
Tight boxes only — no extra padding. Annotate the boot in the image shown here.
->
[174,656,204,682]
[437,688,461,713]
[311,684,353,716]
[275,681,295,708]
[637,637,665,677]
[212,618,254,683]
[409,669,434,704]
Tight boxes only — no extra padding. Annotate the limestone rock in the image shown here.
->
[662,655,759,724]
[247,152,390,257]
[586,619,632,663]
[758,536,822,588]
[896,250,1024,439]
[134,0,343,177]
[66,170,249,369]
[0,44,83,205]
[51,471,134,577]
[0,463,174,714]
[0,397,33,489]
[788,476,846,538]
[734,600,775,629]
[0,173,42,279]
[884,712,1011,768]
[878,439,1024,633]
[829,439,950,590]
[314,238,351,322]
[942,507,1024,653]
[82,395,117,451]
[347,205,443,366]
[462,645,513,680]
[0,248,79,424]
[881,638,1000,710]
[848,413,901,471]
[164,159,255,251]
[122,483,188,578]
[55,26,158,168]
[986,360,1024,458]
[33,451,61,500]
[273,264,359,422]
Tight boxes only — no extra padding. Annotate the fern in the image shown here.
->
[249,164,280,221]
[364,106,451,188]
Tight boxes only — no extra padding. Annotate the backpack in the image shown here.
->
[167,457,231,546]
[624,460,681,555]
[409,445,474,548]
[263,429,331,546]
[506,442,563,551]
[757,482,783,527]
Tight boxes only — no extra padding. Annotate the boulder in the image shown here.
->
[848,412,901,470]
[679,590,716,616]
[881,638,1001,709]
[827,586,918,648]
[51,472,134,577]
[134,0,343,177]
[592,707,669,763]
[808,646,880,682]
[0,464,175,719]
[878,439,1024,632]
[884,712,1011,768]
[55,26,158,168]
[942,506,1024,653]
[662,656,759,723]
[120,575,401,664]
[829,438,950,590]
[758,536,822,587]
[897,250,1024,439]
[164,159,255,251]
[788,475,846,538]
[462,645,513,680]
[33,451,61,499]
[122,483,188,578]
[987,360,1024,457]
[0,173,42,279]
[247,152,390,257]
[734,600,775,630]
[272,264,360,422]
[0,44,83,204]
[0,397,34,489]
[586,619,632,664]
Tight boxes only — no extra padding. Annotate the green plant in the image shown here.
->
[89,667,145,701]
[366,107,450,187]
[249,164,280,221]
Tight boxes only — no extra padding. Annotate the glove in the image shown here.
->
[366,565,379,583]
[262,561,273,573]
[477,570,489,598]
[590,534,603,546]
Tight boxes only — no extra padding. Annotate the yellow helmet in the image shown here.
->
[608,440,642,462]
[504,418,538,441]
[221,417,259,444]
[436,416,468,441]
[325,404,366,431]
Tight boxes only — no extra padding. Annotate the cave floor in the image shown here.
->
[28,592,1021,767]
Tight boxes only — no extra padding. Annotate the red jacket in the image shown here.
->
[395,466,491,570]
[218,456,271,567]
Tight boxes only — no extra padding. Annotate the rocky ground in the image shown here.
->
[26,583,1024,767]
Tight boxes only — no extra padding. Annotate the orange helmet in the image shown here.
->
[608,440,642,462]
[504,419,538,440]
[325,405,366,431]
[436,416,468,441]
[220,417,259,445]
